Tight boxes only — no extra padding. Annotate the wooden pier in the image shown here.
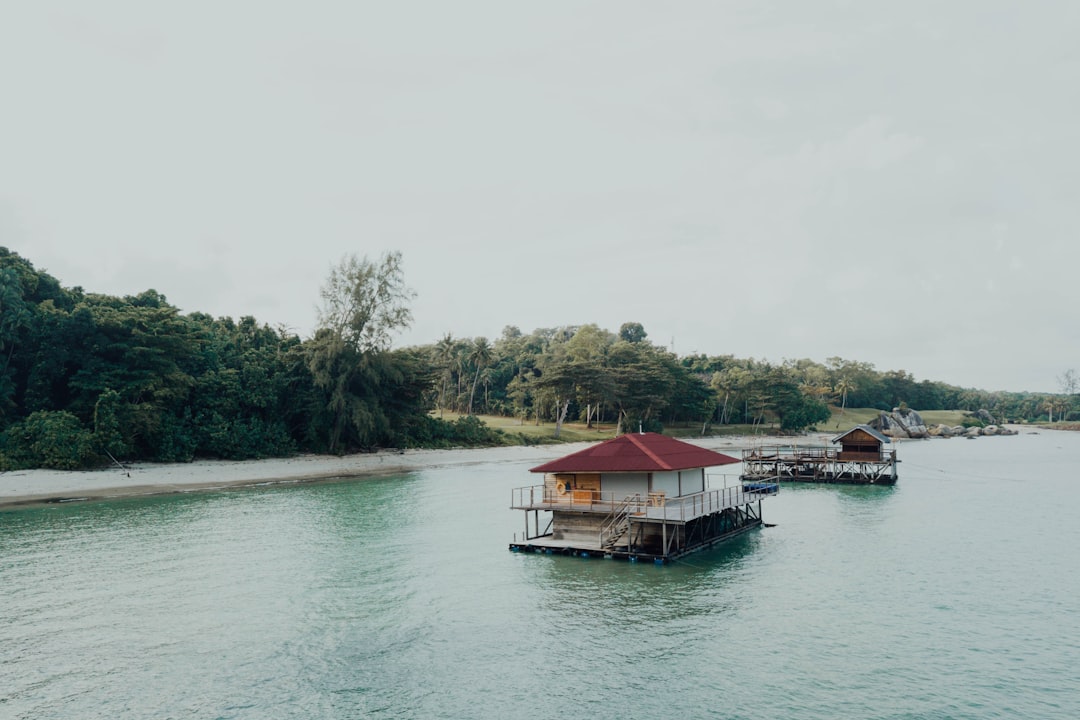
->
[740,425,898,485]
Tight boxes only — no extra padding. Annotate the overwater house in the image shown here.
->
[740,424,897,485]
[510,432,776,563]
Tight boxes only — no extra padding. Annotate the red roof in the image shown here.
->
[530,433,739,474]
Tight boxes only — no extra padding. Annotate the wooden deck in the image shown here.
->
[510,483,776,525]
[740,445,897,485]
[509,483,775,563]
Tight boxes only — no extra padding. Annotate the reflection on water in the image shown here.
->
[529,531,759,622]
[832,483,897,503]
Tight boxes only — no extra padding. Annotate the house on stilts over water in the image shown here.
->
[740,424,898,485]
[509,432,778,564]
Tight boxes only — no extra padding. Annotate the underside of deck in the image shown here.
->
[509,521,761,564]
[510,500,764,564]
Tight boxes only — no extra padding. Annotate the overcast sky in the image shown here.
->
[3,2,1077,394]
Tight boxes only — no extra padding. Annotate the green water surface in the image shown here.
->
[3,431,1078,719]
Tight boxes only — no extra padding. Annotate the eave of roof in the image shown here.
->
[530,432,740,474]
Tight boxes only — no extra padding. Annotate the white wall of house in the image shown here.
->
[680,468,704,495]
[651,471,680,497]
[600,473,648,500]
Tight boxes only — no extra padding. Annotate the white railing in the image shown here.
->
[511,481,777,523]
[655,484,767,522]
[510,486,637,513]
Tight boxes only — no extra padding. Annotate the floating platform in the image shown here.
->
[740,445,898,485]
[509,519,761,564]
[509,484,776,564]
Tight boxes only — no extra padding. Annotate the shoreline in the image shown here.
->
[1,433,792,510]
[1,428,1032,509]
[0,444,578,510]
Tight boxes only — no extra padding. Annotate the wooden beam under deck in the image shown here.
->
[510,499,765,563]
[509,520,762,564]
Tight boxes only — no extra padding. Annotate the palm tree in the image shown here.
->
[834,377,855,415]
[479,367,495,414]
[453,342,469,413]
[1044,396,1063,423]
[467,337,493,415]
[434,333,456,418]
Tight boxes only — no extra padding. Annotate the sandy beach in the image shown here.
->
[0,433,813,509]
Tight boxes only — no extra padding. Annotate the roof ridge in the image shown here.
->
[626,433,672,471]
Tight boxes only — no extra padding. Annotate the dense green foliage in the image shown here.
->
[417,325,833,436]
[0,249,495,470]
[418,327,1079,435]
[3,246,1074,470]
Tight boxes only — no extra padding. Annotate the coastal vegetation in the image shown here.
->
[1,247,1076,469]
[0,249,501,470]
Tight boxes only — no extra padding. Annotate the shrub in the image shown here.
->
[192,411,296,460]
[154,412,198,463]
[779,399,831,432]
[1,411,100,469]
[398,414,506,449]
[450,415,507,446]
[93,388,130,459]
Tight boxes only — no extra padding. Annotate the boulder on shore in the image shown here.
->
[872,409,1018,439]
[869,407,930,439]
[957,424,1019,437]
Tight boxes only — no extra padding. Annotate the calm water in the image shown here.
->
[3,431,1079,719]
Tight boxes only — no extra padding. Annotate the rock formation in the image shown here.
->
[872,407,1017,439]
[869,407,930,439]
[926,421,1017,438]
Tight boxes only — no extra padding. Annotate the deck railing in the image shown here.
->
[742,446,896,464]
[511,482,776,523]
[743,445,840,462]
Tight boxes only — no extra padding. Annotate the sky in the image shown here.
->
[2,1,1078,394]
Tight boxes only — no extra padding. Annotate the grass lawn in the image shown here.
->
[1033,422,1080,431]
[919,409,971,426]
[825,407,881,429]
[438,406,977,446]
[439,413,768,443]
[444,412,818,444]
[439,412,618,443]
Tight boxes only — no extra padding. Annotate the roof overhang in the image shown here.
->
[530,433,740,474]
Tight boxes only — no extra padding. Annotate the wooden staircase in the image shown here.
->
[599,495,637,549]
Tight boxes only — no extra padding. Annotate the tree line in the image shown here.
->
[422,325,1080,432]
[417,322,834,436]
[0,248,501,470]
[2,247,1075,470]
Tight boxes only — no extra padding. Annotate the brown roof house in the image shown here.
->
[509,433,776,563]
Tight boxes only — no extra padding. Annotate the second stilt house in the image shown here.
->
[740,424,897,485]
